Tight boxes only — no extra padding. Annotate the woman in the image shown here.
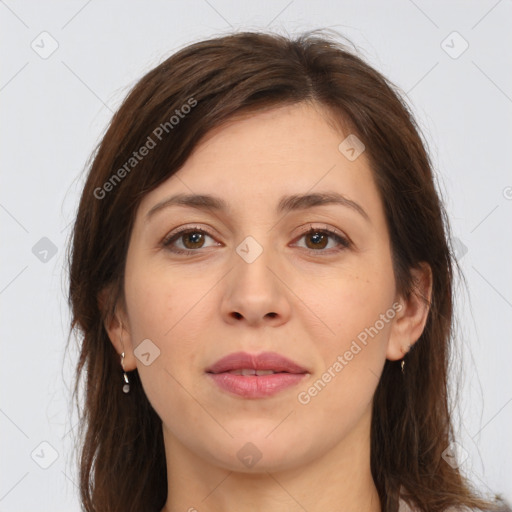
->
[67,30,510,512]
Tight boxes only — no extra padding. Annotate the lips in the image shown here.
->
[205,351,309,398]
[205,351,308,375]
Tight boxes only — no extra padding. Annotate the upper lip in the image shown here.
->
[206,351,308,374]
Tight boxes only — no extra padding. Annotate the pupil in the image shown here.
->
[185,232,203,248]
[308,232,327,249]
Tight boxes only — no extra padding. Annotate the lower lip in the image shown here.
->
[207,372,307,398]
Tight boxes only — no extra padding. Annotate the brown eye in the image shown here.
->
[295,227,351,253]
[162,228,219,254]
[181,231,206,249]
[304,231,329,250]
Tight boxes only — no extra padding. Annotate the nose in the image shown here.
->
[220,241,291,327]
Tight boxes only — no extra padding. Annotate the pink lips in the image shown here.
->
[205,351,309,398]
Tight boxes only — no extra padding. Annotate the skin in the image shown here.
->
[104,102,432,512]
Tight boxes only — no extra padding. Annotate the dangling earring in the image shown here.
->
[121,352,130,393]
[400,344,411,375]
[119,321,130,393]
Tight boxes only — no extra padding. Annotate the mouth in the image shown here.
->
[205,350,308,375]
[220,369,287,376]
[205,351,309,398]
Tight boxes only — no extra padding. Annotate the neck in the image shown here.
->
[161,407,381,512]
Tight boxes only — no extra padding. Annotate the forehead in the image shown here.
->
[138,103,381,220]
[186,103,353,168]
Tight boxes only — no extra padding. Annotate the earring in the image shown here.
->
[400,344,411,375]
[121,352,130,393]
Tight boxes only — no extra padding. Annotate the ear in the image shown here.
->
[386,262,433,361]
[97,286,137,371]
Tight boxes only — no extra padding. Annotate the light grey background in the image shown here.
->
[1,1,511,510]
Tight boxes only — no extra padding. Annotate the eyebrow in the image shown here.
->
[145,192,370,223]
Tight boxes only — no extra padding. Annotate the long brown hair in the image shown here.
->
[67,30,508,512]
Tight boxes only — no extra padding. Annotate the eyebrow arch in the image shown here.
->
[145,192,370,223]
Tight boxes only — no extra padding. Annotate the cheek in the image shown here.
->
[124,271,168,342]
[125,255,205,341]
[296,280,394,427]
[303,264,395,403]
[124,260,212,387]
[311,265,395,347]
[297,266,395,409]
[123,265,205,425]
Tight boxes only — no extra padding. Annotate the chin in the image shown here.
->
[203,432,313,474]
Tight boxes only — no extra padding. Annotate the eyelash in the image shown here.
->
[161,224,351,256]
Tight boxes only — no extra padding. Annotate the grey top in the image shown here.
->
[398,497,512,512]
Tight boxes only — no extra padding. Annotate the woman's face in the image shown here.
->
[115,102,409,472]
